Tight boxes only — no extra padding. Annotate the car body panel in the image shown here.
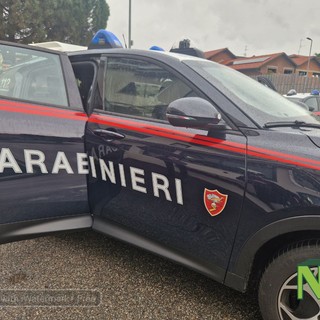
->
[227,128,320,287]
[84,52,247,282]
[0,43,90,226]
[1,41,320,295]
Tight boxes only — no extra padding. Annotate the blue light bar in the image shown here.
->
[89,30,123,49]
[149,45,165,52]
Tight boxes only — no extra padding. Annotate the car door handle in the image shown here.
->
[93,129,125,140]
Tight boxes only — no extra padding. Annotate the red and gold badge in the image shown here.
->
[203,188,228,217]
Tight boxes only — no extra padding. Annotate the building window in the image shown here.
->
[298,71,307,76]
[267,67,277,74]
[312,72,320,78]
[284,69,293,74]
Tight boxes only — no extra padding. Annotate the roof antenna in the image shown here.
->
[244,45,248,57]
[298,39,303,54]
[122,34,128,49]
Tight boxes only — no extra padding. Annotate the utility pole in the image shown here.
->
[128,0,132,48]
[306,37,313,76]
[304,37,313,92]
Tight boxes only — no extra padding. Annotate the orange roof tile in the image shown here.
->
[204,48,236,60]
[289,54,320,67]
[226,52,296,70]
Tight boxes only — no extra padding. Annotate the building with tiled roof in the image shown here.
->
[222,52,297,77]
[205,48,236,64]
[289,54,320,77]
[204,49,320,78]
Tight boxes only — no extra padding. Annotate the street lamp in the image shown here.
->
[306,37,313,77]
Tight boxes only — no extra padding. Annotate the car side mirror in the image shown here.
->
[166,97,222,130]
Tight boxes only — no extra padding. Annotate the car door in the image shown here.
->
[0,42,91,238]
[87,54,247,281]
[304,96,319,112]
[317,96,320,112]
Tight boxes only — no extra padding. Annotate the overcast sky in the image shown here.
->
[106,0,320,57]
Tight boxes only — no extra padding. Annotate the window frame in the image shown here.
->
[267,66,277,74]
[96,53,229,127]
[304,96,319,111]
[298,70,307,77]
[0,41,82,111]
[283,68,293,74]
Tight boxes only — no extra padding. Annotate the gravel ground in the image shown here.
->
[0,231,262,320]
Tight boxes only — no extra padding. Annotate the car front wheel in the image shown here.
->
[258,241,320,320]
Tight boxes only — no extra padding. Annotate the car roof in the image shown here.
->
[67,48,206,63]
[284,93,314,100]
[0,40,209,66]
[30,41,87,52]
[0,40,69,56]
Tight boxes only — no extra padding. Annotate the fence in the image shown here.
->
[251,74,320,95]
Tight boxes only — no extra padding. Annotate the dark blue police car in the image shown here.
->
[1,31,320,320]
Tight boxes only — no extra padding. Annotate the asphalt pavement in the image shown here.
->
[0,231,262,320]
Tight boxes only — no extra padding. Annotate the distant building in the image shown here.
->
[204,48,236,64]
[205,49,320,78]
[289,54,320,78]
[221,52,296,77]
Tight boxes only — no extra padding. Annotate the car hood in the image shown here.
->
[302,129,320,148]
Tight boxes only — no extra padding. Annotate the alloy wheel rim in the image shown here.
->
[278,267,320,320]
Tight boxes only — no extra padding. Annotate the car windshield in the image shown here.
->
[183,59,320,127]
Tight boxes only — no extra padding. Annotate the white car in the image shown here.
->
[284,90,320,114]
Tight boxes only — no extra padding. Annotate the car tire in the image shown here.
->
[258,241,320,320]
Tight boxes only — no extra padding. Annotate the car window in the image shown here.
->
[102,57,198,120]
[304,97,318,111]
[184,59,320,126]
[72,61,96,109]
[0,44,68,107]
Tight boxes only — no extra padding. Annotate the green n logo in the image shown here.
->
[297,259,320,300]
